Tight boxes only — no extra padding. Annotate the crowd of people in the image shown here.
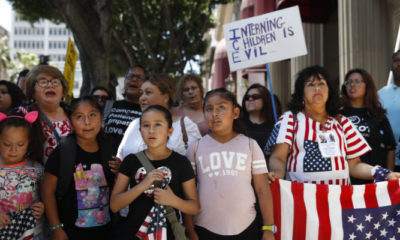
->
[0,50,400,240]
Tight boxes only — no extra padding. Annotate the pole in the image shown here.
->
[266,63,278,123]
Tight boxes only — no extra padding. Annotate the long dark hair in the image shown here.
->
[288,65,339,116]
[203,88,246,135]
[0,110,44,164]
[0,80,26,112]
[341,68,386,122]
[241,83,280,126]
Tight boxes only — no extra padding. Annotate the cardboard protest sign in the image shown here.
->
[64,38,78,97]
[223,6,307,71]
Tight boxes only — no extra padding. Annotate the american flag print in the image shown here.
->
[136,178,169,240]
[136,205,167,240]
[265,111,370,185]
[303,140,332,172]
[0,208,36,240]
[271,179,400,240]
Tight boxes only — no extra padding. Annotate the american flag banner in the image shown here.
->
[271,179,400,240]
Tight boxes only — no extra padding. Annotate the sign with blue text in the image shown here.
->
[223,6,307,71]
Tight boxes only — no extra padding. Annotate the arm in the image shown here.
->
[269,143,290,179]
[387,149,395,171]
[253,173,275,240]
[153,178,199,215]
[348,158,374,180]
[41,172,68,240]
[110,169,164,212]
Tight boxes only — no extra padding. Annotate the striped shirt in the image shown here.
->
[266,111,371,185]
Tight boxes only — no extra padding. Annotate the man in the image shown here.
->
[378,50,400,172]
[103,65,146,153]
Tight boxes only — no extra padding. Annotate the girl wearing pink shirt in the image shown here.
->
[186,88,275,240]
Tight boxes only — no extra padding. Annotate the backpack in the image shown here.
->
[55,134,114,200]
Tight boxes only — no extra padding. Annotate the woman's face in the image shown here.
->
[244,88,263,113]
[345,72,366,102]
[92,89,110,107]
[182,80,202,106]
[33,73,64,107]
[303,76,329,109]
[0,85,12,113]
[139,81,170,111]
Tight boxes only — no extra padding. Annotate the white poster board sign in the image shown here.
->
[223,5,307,71]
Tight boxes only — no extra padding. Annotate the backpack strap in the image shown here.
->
[56,135,77,200]
[99,137,114,184]
[40,109,61,144]
[180,117,188,150]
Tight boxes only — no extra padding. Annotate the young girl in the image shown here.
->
[0,110,45,239]
[42,97,120,240]
[185,88,275,240]
[111,105,199,240]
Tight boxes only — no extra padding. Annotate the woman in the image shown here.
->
[174,74,209,136]
[266,65,400,184]
[341,68,396,184]
[25,65,72,163]
[103,65,145,153]
[0,80,26,113]
[91,86,112,108]
[241,83,281,166]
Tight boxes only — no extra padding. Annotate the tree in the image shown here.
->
[8,0,231,95]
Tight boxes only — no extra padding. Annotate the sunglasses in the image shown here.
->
[92,95,110,101]
[244,94,262,101]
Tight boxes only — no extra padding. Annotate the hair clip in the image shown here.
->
[0,111,39,124]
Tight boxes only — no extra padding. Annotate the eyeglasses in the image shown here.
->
[36,78,61,87]
[244,94,262,101]
[344,79,364,86]
[125,74,145,81]
[92,95,110,101]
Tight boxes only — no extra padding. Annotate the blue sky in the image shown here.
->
[0,0,11,31]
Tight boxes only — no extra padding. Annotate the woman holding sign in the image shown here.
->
[265,66,400,184]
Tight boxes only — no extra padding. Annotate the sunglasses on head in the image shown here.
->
[92,95,110,101]
[244,94,262,101]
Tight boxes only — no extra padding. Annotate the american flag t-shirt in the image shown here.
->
[265,111,371,185]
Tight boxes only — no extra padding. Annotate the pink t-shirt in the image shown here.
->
[186,134,268,235]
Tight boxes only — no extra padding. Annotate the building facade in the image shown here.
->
[9,11,82,96]
[209,0,400,110]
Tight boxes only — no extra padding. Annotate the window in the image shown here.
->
[49,28,53,35]
[23,28,26,35]
[22,41,26,48]
[49,42,52,49]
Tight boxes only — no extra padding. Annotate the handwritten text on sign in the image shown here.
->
[223,6,307,71]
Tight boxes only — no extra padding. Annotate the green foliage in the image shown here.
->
[8,0,233,85]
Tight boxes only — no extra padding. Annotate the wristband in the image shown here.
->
[262,225,277,233]
[49,223,64,231]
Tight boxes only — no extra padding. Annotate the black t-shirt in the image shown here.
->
[45,144,112,239]
[341,107,396,184]
[104,100,142,153]
[243,118,272,165]
[119,151,195,240]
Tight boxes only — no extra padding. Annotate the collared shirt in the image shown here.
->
[378,83,400,166]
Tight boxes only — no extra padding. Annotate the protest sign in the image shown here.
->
[223,5,307,71]
[64,38,78,97]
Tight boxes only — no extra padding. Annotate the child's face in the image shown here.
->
[70,102,102,141]
[0,126,29,165]
[204,94,239,135]
[140,110,173,149]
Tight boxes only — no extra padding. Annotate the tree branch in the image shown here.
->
[124,0,159,70]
